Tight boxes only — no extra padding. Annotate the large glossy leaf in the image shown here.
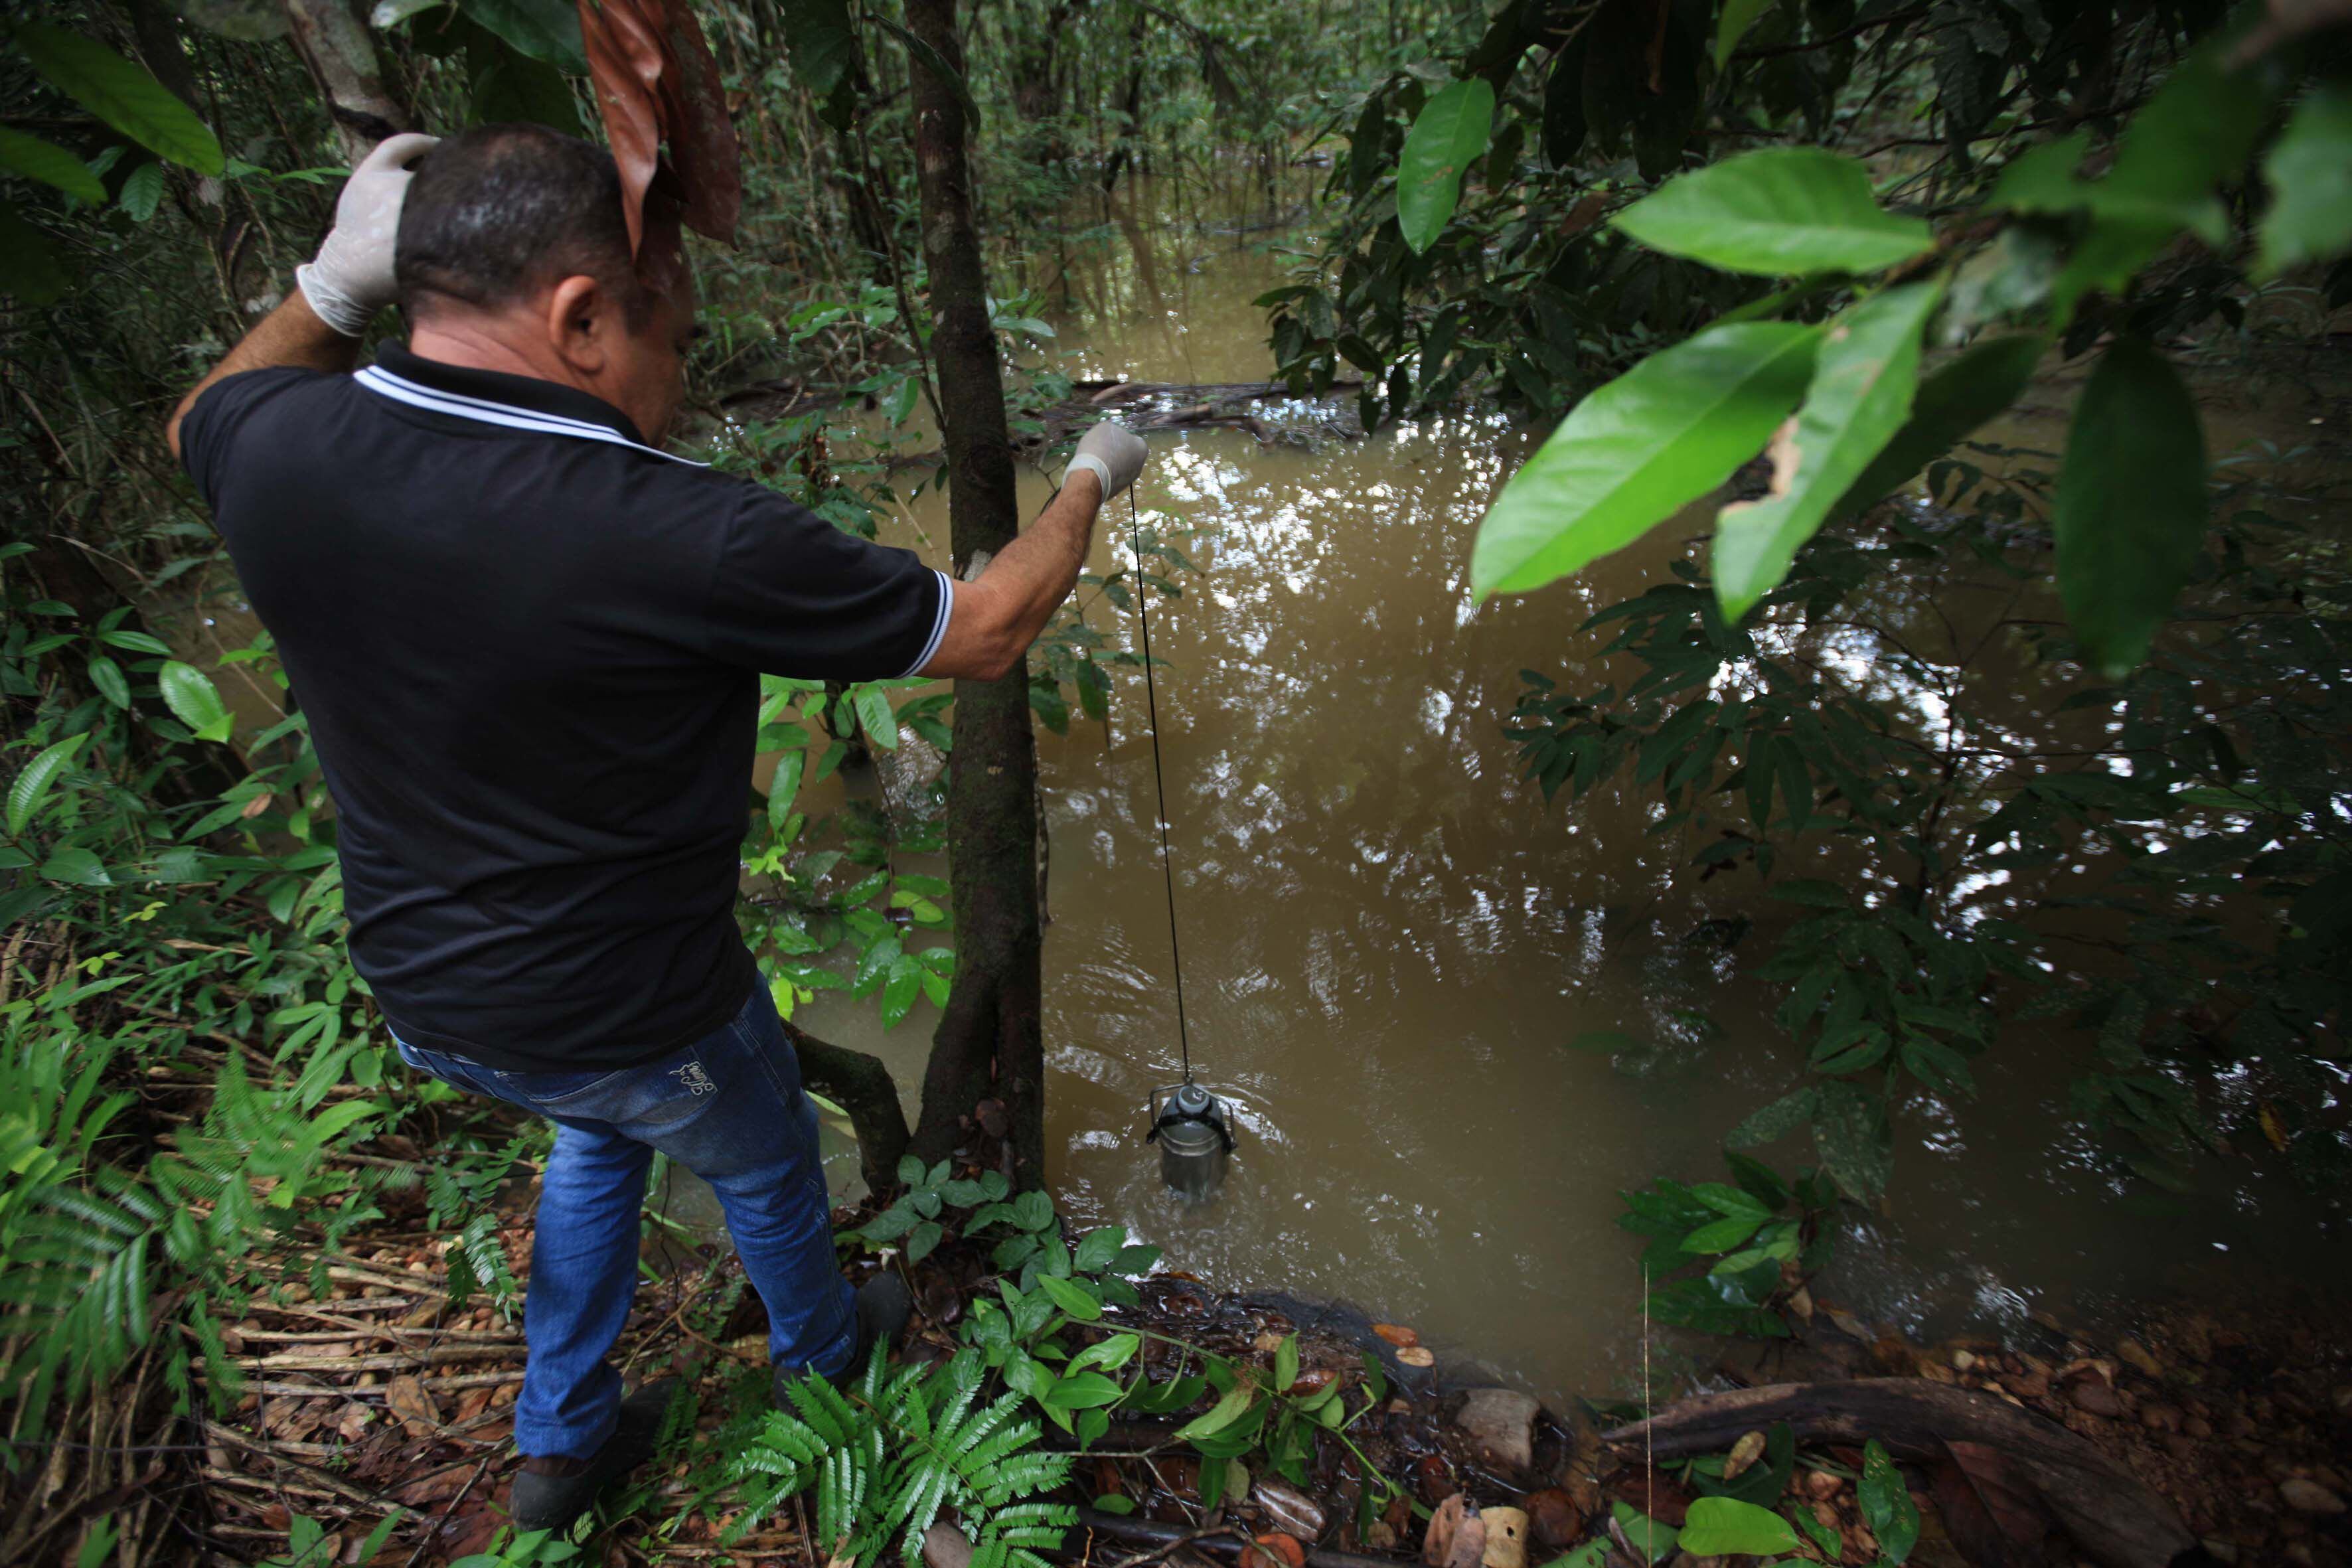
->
[1611,147,1931,276]
[12,23,224,175]
[158,661,235,743]
[1677,1497,1800,1555]
[458,0,586,74]
[1471,323,1820,597]
[1830,332,2045,522]
[2257,85,2352,279]
[0,128,105,204]
[2053,337,2207,677]
[1713,279,1943,618]
[1396,78,1494,254]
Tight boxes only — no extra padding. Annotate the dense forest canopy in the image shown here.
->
[2,0,2349,1562]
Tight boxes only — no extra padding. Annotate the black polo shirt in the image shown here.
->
[180,343,951,1072]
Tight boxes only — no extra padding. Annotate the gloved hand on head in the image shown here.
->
[296,132,439,338]
[1067,421,1148,501]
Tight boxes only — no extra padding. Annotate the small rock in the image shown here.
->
[2117,1338,2163,1378]
[2185,1416,2215,1439]
[1365,1522,1397,1551]
[1478,1507,1528,1568]
[2332,1386,2352,1416]
[2278,1478,2346,1515]
[2071,1381,2124,1419]
[1952,1349,1976,1372]
[1397,1346,1436,1369]
[1454,1389,1539,1476]
[1253,1330,1286,1355]
[2142,1402,2182,1432]
[1522,1489,1583,1551]
[2200,1539,2240,1565]
[1253,1479,1326,1540]
[922,1524,975,1568]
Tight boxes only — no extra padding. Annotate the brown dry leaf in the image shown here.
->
[1478,1506,1527,1568]
[2259,1103,2291,1150]
[1423,1494,1470,1568]
[1723,1429,1767,1481]
[574,0,739,254]
[1932,1439,2055,1566]
[1373,1322,1420,1348]
[385,1373,442,1439]
[1247,1535,1305,1568]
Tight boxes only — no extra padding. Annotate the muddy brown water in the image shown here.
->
[160,173,2349,1411]
[785,175,2352,1407]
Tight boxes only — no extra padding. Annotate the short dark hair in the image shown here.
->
[394,123,642,319]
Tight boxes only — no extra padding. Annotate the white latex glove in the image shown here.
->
[295,132,439,337]
[1067,422,1148,501]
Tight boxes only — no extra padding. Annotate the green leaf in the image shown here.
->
[1274,1334,1298,1392]
[1859,1441,1921,1563]
[86,654,129,710]
[1608,1500,1678,1564]
[1830,333,2044,521]
[158,661,234,742]
[12,23,224,175]
[1037,1273,1103,1322]
[1689,1182,1770,1219]
[116,161,165,220]
[779,0,858,94]
[1679,1214,1765,1253]
[853,686,898,750]
[1472,323,1819,596]
[1712,279,1943,619]
[1042,1370,1126,1409]
[469,45,584,135]
[1676,1496,1799,1555]
[1610,148,1932,276]
[2257,86,2352,279]
[1174,1381,1257,1443]
[1397,78,1494,254]
[1712,0,1774,70]
[1091,1493,1137,1516]
[456,0,588,74]
[40,846,111,886]
[0,127,106,203]
[1069,1333,1140,1374]
[1011,1188,1056,1231]
[8,733,89,836]
[2053,337,2207,677]
[0,198,68,303]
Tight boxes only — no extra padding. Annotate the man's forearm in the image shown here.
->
[921,473,1103,679]
[165,291,360,459]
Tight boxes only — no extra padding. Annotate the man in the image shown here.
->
[166,124,1146,1531]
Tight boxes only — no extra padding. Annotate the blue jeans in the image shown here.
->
[394,984,856,1458]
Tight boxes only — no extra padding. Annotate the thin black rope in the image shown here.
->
[1125,487,1192,1084]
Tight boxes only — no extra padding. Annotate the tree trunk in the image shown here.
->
[279,0,414,162]
[901,0,1048,1187]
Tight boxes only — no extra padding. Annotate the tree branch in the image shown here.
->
[780,1017,910,1192]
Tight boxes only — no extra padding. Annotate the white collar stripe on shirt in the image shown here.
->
[354,366,708,468]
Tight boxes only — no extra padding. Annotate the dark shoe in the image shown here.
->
[773,1273,912,1405]
[509,1377,682,1533]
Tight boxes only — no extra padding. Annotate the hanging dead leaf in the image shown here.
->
[574,0,740,254]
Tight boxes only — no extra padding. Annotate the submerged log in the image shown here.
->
[1602,1377,2202,1568]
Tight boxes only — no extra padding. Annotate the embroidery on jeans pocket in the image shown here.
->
[670,1059,717,1097]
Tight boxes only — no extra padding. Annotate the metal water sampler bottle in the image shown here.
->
[1148,1081,1235,1199]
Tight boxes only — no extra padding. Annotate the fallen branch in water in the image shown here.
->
[1603,1377,2199,1568]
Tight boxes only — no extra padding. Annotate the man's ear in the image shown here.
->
[544,274,610,374]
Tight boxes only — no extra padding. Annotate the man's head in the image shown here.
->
[395,123,695,440]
